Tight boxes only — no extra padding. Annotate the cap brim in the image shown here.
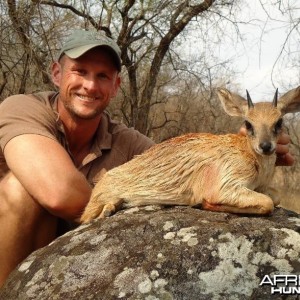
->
[64,44,121,71]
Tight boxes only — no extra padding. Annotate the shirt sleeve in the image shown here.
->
[112,125,155,162]
[127,128,155,159]
[0,94,59,151]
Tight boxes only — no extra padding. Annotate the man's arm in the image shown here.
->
[4,134,91,221]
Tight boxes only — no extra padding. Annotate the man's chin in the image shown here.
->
[69,109,102,121]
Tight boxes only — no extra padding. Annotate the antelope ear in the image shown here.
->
[278,86,300,115]
[216,88,248,117]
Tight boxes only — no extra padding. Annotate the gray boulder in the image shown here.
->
[1,206,300,300]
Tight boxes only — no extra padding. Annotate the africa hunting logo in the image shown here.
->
[260,275,300,295]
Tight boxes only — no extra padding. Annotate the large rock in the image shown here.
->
[1,206,300,300]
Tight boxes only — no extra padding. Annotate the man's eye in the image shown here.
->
[98,73,108,79]
[74,69,86,75]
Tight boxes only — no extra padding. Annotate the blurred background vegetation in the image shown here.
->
[0,0,299,212]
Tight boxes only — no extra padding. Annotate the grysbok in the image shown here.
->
[80,87,300,223]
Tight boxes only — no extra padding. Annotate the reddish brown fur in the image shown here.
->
[80,87,300,223]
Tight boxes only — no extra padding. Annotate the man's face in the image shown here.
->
[52,47,121,120]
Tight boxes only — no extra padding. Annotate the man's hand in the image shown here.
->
[239,127,294,166]
[275,132,295,166]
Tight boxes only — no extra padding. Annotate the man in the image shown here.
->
[0,29,154,287]
[0,29,294,287]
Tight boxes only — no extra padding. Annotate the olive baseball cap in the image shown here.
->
[58,29,122,71]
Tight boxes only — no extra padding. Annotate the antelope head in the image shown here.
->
[217,87,300,156]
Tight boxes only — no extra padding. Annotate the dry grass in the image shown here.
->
[278,190,300,213]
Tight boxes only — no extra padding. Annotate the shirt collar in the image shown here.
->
[92,112,112,153]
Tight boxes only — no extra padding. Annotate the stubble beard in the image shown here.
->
[64,101,103,121]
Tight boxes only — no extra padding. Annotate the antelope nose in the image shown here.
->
[259,142,273,154]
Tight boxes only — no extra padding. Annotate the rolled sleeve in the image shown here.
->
[0,94,59,151]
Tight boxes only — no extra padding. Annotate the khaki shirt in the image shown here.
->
[0,91,154,186]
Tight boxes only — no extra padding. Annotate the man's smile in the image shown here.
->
[75,94,99,103]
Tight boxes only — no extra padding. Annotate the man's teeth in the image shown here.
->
[78,95,97,101]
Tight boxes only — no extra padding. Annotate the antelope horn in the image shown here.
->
[272,88,278,107]
[246,90,254,108]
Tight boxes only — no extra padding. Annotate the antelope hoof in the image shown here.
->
[99,203,116,218]
[272,197,280,207]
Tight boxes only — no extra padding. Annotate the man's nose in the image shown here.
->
[83,76,99,92]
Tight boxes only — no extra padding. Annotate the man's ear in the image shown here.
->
[111,75,121,98]
[51,61,62,88]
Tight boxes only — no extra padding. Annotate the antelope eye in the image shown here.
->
[245,120,254,135]
[274,118,283,134]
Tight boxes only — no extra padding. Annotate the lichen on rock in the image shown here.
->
[0,206,299,300]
